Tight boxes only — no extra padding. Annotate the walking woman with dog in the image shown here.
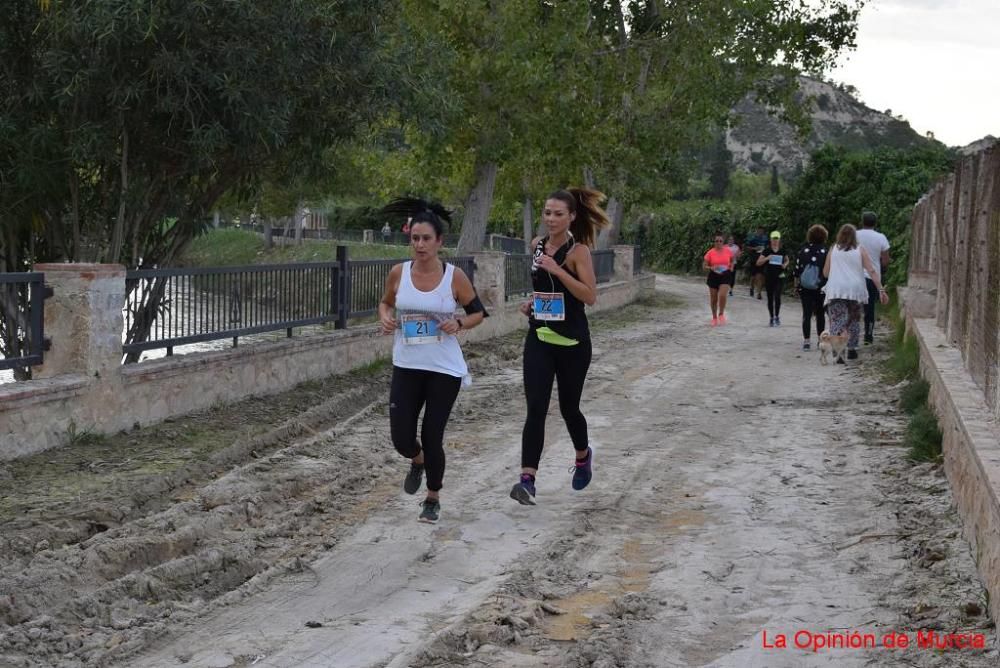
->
[755,231,789,326]
[509,188,608,506]
[703,232,735,326]
[377,197,487,523]
[822,223,889,362]
[794,224,829,350]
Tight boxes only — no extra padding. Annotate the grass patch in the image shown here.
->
[899,378,930,414]
[907,405,944,462]
[179,228,415,267]
[882,290,920,382]
[881,288,944,462]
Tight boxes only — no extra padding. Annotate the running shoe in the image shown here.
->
[718,314,727,325]
[775,316,781,326]
[802,341,811,350]
[757,293,763,300]
[571,446,594,491]
[711,317,718,327]
[403,462,424,495]
[510,474,536,505]
[418,498,440,523]
[769,317,775,327]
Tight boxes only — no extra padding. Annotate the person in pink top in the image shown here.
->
[703,233,735,326]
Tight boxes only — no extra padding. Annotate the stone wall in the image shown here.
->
[0,259,653,460]
[901,290,1000,632]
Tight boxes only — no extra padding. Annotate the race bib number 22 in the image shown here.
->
[533,292,566,321]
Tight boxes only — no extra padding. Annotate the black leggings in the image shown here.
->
[864,278,878,334]
[389,366,462,492]
[521,331,592,470]
[765,276,783,317]
[799,288,825,339]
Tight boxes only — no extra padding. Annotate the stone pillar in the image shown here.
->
[471,251,506,310]
[612,245,635,282]
[33,264,126,381]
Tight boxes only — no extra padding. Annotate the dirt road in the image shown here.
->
[1,275,995,667]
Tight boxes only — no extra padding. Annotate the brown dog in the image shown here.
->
[818,330,849,365]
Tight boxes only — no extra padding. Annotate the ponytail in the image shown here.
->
[546,187,609,248]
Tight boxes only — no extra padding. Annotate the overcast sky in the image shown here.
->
[827,0,999,148]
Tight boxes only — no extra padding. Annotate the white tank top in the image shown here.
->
[823,246,869,304]
[392,261,470,383]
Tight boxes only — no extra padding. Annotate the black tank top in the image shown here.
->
[529,236,589,341]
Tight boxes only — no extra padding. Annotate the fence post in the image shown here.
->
[335,245,349,329]
[33,264,126,380]
[471,251,505,311]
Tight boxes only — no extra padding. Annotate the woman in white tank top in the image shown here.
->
[377,198,486,523]
[822,224,888,361]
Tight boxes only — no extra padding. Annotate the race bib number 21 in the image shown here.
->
[401,314,441,345]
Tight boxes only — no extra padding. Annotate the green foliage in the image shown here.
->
[178,229,413,267]
[899,378,930,415]
[1,0,389,269]
[887,334,921,383]
[726,172,782,205]
[907,406,943,462]
[767,144,955,286]
[327,206,386,232]
[348,0,865,247]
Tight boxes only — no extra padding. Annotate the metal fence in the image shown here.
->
[505,255,533,299]
[593,250,615,283]
[0,272,48,371]
[123,248,476,356]
[123,263,342,356]
[504,249,618,300]
[908,141,1000,416]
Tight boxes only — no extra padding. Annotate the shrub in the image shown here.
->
[907,406,943,462]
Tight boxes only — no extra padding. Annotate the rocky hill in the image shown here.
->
[726,77,936,177]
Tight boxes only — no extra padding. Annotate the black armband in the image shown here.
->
[463,292,490,318]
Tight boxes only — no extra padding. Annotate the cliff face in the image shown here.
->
[725,77,935,177]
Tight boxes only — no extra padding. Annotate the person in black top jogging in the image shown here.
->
[793,224,829,350]
[510,187,608,506]
[755,231,789,326]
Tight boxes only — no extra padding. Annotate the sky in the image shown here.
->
[827,0,1000,148]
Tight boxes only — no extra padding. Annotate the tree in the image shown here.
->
[1,0,391,368]
[372,1,863,251]
[585,0,865,247]
[769,144,955,284]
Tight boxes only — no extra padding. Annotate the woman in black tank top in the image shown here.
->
[510,187,609,507]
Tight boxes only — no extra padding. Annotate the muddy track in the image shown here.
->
[1,278,996,667]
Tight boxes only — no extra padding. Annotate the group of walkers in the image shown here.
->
[705,212,891,361]
[377,189,607,523]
